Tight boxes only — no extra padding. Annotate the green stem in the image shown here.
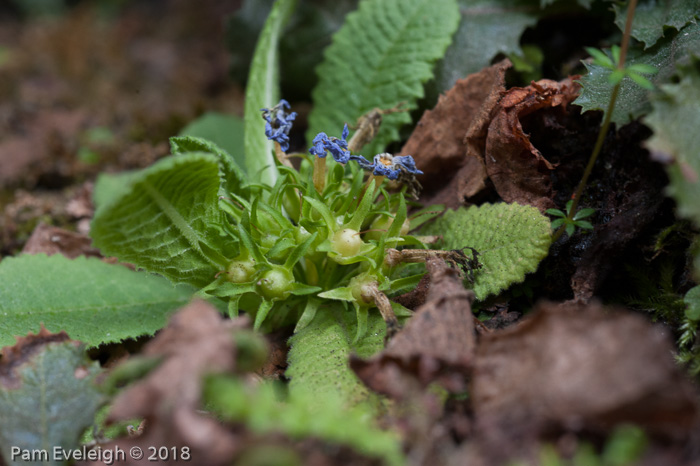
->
[552,0,638,242]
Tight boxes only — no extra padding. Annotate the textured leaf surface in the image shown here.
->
[93,170,140,216]
[244,0,296,186]
[575,22,700,125]
[206,376,403,466]
[91,153,229,287]
[169,134,247,198]
[0,339,102,466]
[0,254,194,347]
[612,0,699,49]
[423,203,551,300]
[178,112,247,175]
[644,63,700,271]
[432,0,540,95]
[307,0,460,155]
[286,304,385,410]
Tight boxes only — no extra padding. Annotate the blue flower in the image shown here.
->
[308,124,351,163]
[350,153,423,180]
[261,99,297,152]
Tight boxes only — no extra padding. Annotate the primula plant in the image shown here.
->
[99,96,433,343]
[6,0,700,463]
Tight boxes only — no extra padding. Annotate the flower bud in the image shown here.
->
[331,228,363,258]
[257,267,294,300]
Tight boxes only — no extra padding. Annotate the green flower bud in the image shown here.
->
[349,274,377,306]
[257,267,294,300]
[331,228,363,258]
[226,257,257,283]
[364,215,410,242]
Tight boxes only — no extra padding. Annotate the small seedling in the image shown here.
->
[547,200,595,237]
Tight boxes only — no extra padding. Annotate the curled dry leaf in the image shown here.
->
[471,300,698,464]
[22,222,101,259]
[85,300,251,466]
[351,257,475,399]
[470,77,581,212]
[399,60,511,209]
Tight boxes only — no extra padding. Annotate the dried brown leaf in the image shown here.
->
[471,301,698,464]
[351,257,475,398]
[0,325,72,390]
[86,300,250,466]
[478,78,581,212]
[22,223,101,259]
[400,60,511,208]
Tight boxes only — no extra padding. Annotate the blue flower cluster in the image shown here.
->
[261,99,297,152]
[351,153,423,181]
[309,124,351,163]
[307,125,423,181]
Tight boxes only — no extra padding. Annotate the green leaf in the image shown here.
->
[0,254,194,347]
[645,62,700,276]
[546,208,566,217]
[423,203,552,300]
[0,340,103,466]
[93,170,140,216]
[244,0,297,187]
[573,207,595,220]
[611,45,621,66]
[627,63,659,74]
[574,220,593,230]
[575,22,700,125]
[432,0,541,95]
[612,0,700,49]
[178,112,247,174]
[566,222,575,237]
[170,134,247,197]
[91,153,231,288]
[608,68,626,85]
[551,218,565,229]
[204,376,403,466]
[628,71,655,90]
[307,0,460,155]
[317,286,355,302]
[287,304,386,410]
[586,46,614,68]
[684,286,700,321]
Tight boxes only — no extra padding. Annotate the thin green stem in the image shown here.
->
[552,0,638,242]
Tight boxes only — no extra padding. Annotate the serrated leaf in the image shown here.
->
[432,0,541,95]
[178,112,247,174]
[204,376,403,466]
[244,0,297,186]
[91,153,230,288]
[0,255,194,347]
[169,135,247,199]
[575,22,700,125]
[423,203,552,300]
[287,304,385,410]
[645,63,700,276]
[612,0,700,49]
[307,0,460,155]
[0,340,102,466]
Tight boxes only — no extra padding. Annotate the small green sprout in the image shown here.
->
[547,200,595,237]
[585,46,658,90]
